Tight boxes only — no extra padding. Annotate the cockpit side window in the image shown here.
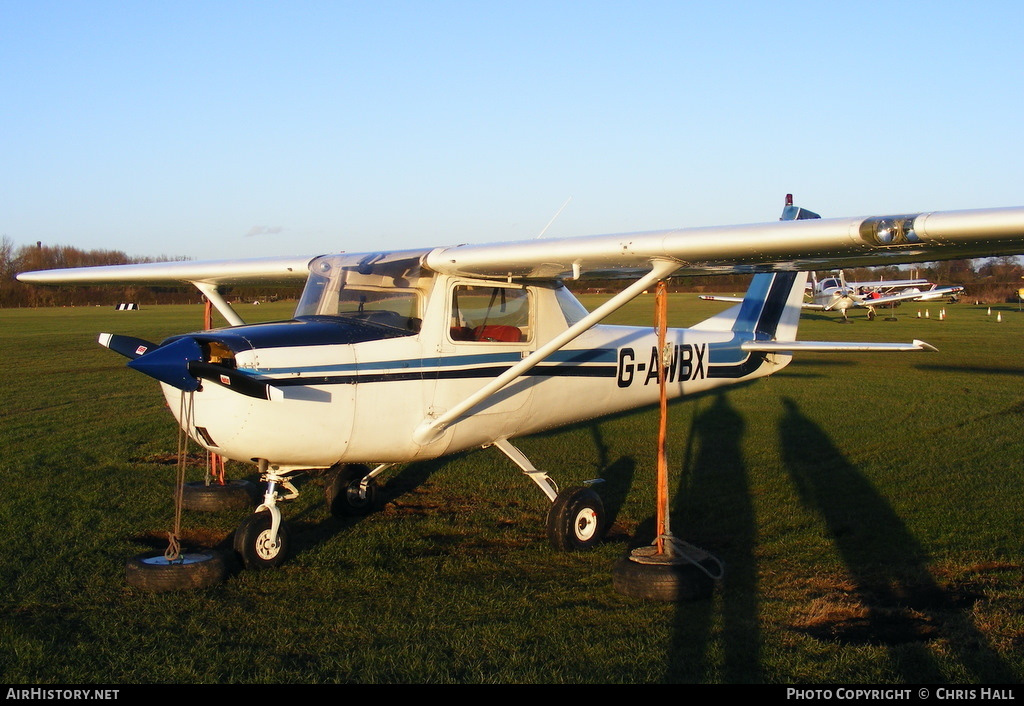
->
[450,285,530,343]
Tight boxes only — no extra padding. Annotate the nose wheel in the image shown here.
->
[234,509,290,569]
[233,461,296,569]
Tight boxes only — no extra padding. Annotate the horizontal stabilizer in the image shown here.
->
[742,339,937,353]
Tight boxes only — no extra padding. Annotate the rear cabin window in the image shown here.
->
[450,285,530,343]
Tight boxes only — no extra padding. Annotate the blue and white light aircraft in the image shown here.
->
[803,271,964,320]
[17,197,1024,569]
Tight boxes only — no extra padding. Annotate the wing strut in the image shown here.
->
[192,281,245,327]
[412,258,682,445]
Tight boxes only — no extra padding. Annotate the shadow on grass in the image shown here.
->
[676,392,759,682]
[127,456,465,573]
[778,397,1018,683]
[284,455,466,561]
[629,391,759,682]
[914,363,1024,377]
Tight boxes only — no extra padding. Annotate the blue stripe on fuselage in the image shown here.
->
[239,348,618,378]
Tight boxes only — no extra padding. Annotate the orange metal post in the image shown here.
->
[655,280,669,555]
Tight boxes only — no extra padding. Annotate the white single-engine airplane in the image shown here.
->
[802,271,964,320]
[17,196,1024,571]
[704,271,965,321]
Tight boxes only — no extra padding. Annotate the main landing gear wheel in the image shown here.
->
[546,486,606,551]
[181,480,259,512]
[125,551,228,592]
[233,510,290,569]
[325,464,378,518]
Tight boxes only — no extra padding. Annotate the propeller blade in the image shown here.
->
[98,333,159,360]
[187,362,274,401]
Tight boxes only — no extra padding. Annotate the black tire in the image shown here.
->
[233,510,290,569]
[611,554,716,602]
[546,486,605,551]
[125,551,228,592]
[181,480,260,512]
[325,464,378,518]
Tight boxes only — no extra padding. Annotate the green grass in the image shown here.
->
[1,296,1022,684]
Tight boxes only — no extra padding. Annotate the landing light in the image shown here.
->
[861,215,922,246]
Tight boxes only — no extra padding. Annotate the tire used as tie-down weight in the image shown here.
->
[125,551,228,592]
[611,551,717,602]
[181,480,260,512]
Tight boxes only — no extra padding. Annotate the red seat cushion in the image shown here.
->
[473,325,522,342]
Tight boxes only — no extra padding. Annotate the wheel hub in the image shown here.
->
[254,530,281,560]
[345,482,368,507]
[574,508,598,541]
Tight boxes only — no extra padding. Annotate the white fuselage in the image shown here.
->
[161,270,784,470]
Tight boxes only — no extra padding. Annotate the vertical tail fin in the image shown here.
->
[703,271,809,380]
[696,195,816,339]
[730,271,808,342]
[733,194,818,341]
[780,193,821,221]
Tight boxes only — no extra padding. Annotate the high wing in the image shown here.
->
[16,255,314,286]
[17,205,1024,287]
[423,206,1024,280]
[17,255,315,326]
[855,284,964,307]
[842,277,929,289]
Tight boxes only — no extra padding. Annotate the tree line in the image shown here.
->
[3,236,1022,308]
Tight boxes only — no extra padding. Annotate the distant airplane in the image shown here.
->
[803,271,964,321]
[703,270,964,321]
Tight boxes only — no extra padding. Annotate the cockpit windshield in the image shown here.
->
[295,250,432,333]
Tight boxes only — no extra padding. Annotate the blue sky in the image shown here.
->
[3,1,1023,261]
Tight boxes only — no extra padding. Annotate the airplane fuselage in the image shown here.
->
[158,262,787,470]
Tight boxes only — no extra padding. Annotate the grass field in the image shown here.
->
[1,294,1022,684]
